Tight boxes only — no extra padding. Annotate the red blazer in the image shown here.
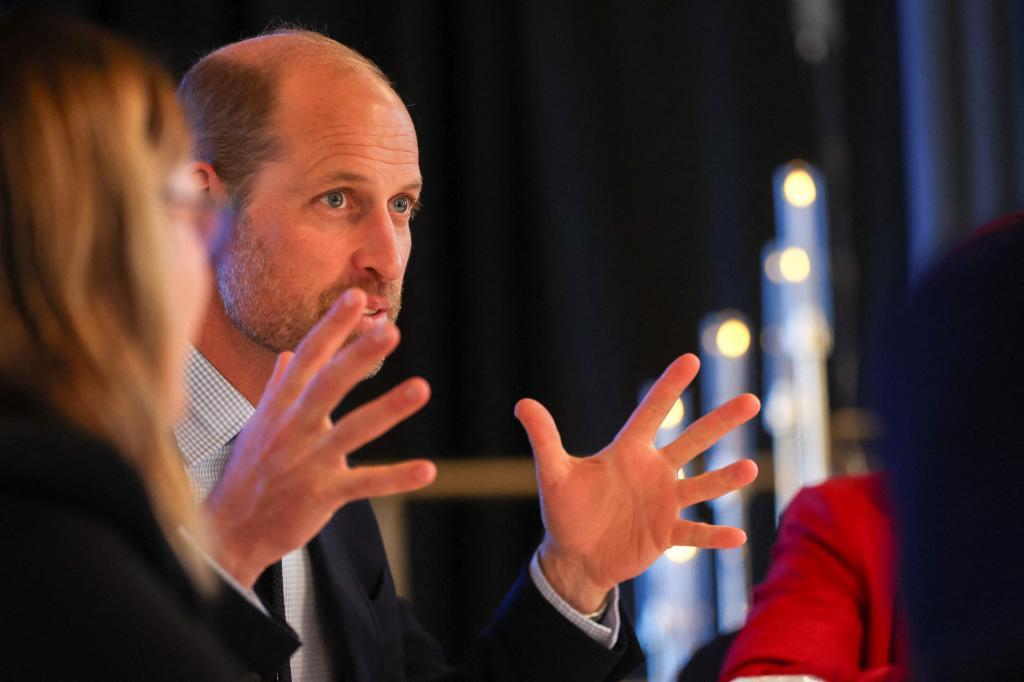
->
[720,474,908,682]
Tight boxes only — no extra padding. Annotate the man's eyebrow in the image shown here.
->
[318,171,423,192]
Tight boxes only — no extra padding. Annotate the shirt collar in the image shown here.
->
[174,346,254,467]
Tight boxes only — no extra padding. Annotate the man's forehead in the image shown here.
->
[293,122,420,183]
[274,67,418,166]
[278,66,411,127]
[298,121,418,151]
[311,169,423,192]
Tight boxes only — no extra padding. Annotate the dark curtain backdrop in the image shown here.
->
[2,0,907,665]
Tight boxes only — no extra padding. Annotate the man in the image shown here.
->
[175,28,761,681]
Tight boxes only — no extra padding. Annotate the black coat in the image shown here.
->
[0,392,297,681]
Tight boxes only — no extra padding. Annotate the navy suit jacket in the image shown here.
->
[302,498,644,681]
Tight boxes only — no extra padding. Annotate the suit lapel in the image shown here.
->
[307,511,384,682]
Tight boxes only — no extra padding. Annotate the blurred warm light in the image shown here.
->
[779,246,811,283]
[715,319,751,358]
[783,167,817,207]
[660,398,685,431]
[665,546,698,564]
[764,383,797,434]
[676,467,685,480]
[764,250,783,283]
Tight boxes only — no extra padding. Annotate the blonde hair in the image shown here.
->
[0,15,210,587]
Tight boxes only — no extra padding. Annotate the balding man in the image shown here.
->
[175,28,760,681]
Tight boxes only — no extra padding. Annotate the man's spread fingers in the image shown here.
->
[661,393,760,467]
[277,288,367,403]
[331,460,436,502]
[322,377,430,456]
[265,352,294,394]
[295,323,401,420]
[676,459,758,508]
[670,520,747,550]
[618,355,700,443]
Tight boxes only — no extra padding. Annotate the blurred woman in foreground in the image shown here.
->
[0,14,293,677]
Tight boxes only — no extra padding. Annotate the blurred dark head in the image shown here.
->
[874,212,1024,679]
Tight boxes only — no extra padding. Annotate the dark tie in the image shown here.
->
[253,562,292,682]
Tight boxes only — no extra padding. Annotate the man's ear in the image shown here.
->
[191,161,229,204]
[190,160,234,262]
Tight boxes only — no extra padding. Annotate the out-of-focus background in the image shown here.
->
[6,0,1023,677]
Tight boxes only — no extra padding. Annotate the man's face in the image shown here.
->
[217,67,421,355]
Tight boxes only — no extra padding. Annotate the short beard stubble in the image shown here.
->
[216,212,402,378]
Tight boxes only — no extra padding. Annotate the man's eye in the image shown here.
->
[320,192,346,209]
[392,196,411,214]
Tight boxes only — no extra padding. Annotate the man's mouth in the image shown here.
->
[361,300,389,325]
[353,308,388,336]
[349,293,392,334]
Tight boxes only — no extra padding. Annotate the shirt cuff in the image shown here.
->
[177,527,269,616]
[528,550,620,649]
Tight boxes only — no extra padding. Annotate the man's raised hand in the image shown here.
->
[203,289,435,587]
[515,354,759,613]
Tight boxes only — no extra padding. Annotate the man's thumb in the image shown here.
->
[514,398,565,476]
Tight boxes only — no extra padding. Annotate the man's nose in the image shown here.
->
[352,207,405,282]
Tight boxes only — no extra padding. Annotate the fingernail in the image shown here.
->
[404,383,422,401]
[415,463,436,483]
[342,289,359,306]
[370,324,390,343]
